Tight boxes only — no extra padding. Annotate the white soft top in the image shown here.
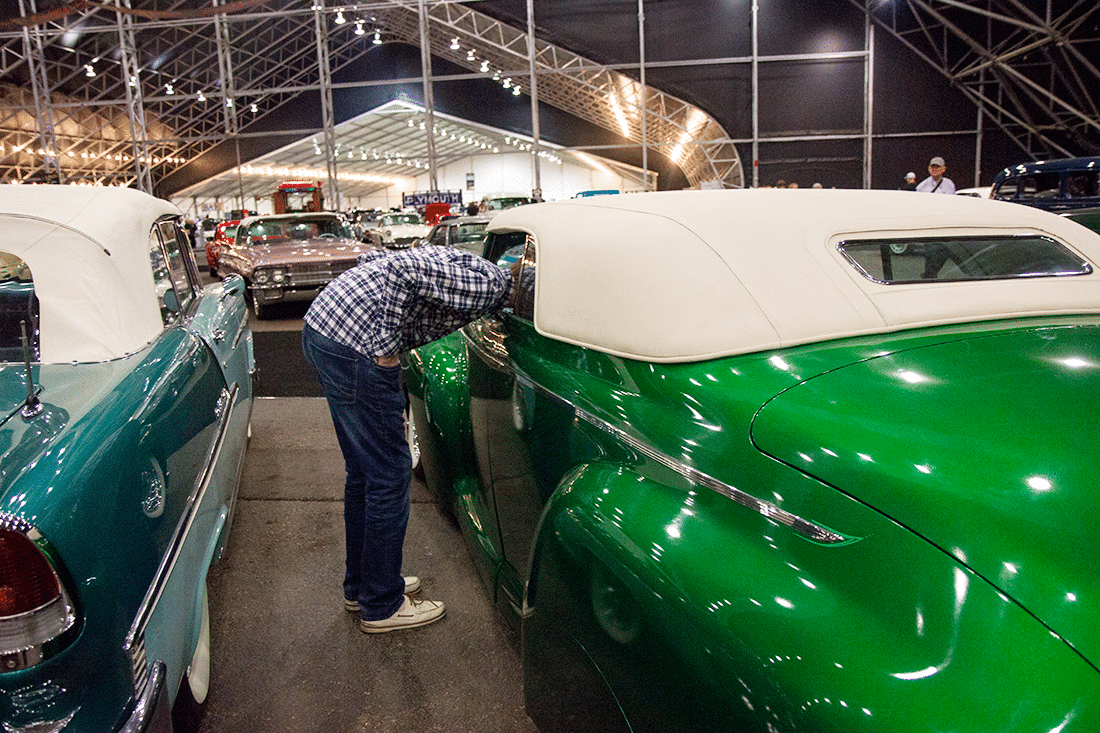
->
[489,189,1100,362]
[0,186,180,363]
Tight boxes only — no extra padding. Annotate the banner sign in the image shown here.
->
[403,190,463,208]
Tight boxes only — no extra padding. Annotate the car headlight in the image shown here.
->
[253,268,285,285]
[0,516,77,671]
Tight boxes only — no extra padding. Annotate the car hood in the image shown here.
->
[751,324,1100,666]
[245,238,374,267]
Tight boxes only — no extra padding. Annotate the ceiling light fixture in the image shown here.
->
[85,64,95,77]
[373,29,382,45]
[450,37,460,50]
[354,20,364,35]
[335,10,346,24]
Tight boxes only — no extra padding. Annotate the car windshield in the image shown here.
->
[382,214,422,226]
[452,223,489,254]
[0,251,39,361]
[245,217,350,245]
[486,197,529,210]
[838,235,1093,283]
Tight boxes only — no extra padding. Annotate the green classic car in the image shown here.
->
[0,186,254,731]
[404,189,1100,732]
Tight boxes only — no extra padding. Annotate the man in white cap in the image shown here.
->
[916,156,956,194]
[899,172,918,191]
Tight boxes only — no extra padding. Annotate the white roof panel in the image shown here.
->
[0,186,180,362]
[489,189,1100,362]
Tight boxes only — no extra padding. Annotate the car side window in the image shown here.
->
[513,240,536,321]
[1066,172,1099,198]
[150,218,196,325]
[0,251,38,361]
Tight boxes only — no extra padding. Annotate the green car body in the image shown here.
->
[405,190,1100,732]
[0,187,253,732]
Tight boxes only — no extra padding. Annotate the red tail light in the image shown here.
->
[0,520,75,671]
[0,528,60,616]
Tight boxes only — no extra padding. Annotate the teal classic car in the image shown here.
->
[0,186,254,731]
[404,189,1100,732]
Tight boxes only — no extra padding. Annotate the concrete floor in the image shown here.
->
[195,303,539,732]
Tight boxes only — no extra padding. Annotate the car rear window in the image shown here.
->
[0,251,38,362]
[838,235,1093,284]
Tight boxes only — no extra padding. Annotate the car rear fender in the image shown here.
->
[523,460,1100,732]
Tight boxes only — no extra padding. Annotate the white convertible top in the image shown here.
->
[489,189,1100,362]
[0,185,180,362]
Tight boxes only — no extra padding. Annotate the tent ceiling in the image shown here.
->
[169,98,626,205]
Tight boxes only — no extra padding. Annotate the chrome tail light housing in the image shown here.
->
[0,514,77,671]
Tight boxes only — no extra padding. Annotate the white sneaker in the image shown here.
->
[359,594,446,633]
[344,576,421,612]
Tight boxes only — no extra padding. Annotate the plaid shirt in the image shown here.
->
[305,245,514,357]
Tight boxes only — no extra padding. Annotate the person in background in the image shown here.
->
[301,246,514,633]
[916,157,956,194]
[899,172,918,191]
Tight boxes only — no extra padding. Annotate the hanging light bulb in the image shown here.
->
[335,9,346,24]
[373,29,382,44]
[513,86,521,96]
[165,83,174,95]
[354,20,364,35]
[85,64,95,77]
[480,60,489,73]
[449,37,460,50]
[197,90,207,102]
[467,49,476,61]
[251,102,258,113]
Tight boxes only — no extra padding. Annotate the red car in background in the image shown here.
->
[206,220,240,277]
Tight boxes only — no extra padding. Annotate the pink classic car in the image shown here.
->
[217,212,382,318]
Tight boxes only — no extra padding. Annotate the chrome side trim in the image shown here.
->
[121,660,173,733]
[464,335,848,545]
[124,382,238,690]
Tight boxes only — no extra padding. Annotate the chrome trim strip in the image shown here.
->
[121,660,173,733]
[464,335,848,545]
[124,382,239,687]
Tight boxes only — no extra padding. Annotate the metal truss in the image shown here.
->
[856,0,1100,161]
[372,1,743,188]
[0,0,742,191]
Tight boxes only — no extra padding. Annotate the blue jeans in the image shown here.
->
[302,324,411,621]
